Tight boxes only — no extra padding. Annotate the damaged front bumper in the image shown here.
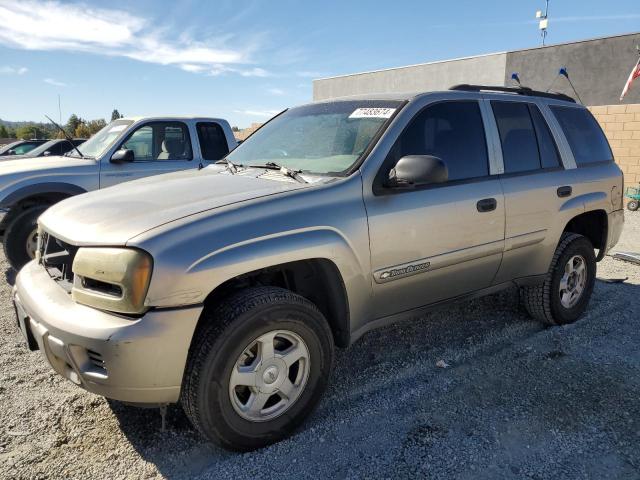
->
[13,260,203,404]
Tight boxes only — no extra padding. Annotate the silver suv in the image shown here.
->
[13,86,624,451]
[0,116,237,270]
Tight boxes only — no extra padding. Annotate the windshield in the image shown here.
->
[226,100,402,175]
[68,119,133,158]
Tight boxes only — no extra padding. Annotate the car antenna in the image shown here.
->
[545,67,583,104]
[44,115,84,158]
[511,72,522,87]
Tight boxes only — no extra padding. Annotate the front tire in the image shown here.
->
[181,286,334,451]
[521,233,596,325]
[3,206,48,271]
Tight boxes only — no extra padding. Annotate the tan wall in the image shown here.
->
[589,104,640,186]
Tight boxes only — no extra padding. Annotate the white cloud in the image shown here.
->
[0,65,27,74]
[267,87,285,96]
[0,0,255,75]
[240,67,271,78]
[44,78,67,87]
[234,109,282,118]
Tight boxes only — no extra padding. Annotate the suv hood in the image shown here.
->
[40,167,312,245]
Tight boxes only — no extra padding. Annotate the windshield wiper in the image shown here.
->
[45,115,84,158]
[215,158,240,174]
[253,162,308,184]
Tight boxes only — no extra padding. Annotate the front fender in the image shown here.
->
[0,182,88,208]
[144,227,371,324]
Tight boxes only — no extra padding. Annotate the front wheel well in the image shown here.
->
[563,209,607,260]
[201,259,350,347]
[0,192,72,236]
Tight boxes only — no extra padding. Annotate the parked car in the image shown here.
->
[1,138,86,160]
[13,86,623,451]
[0,139,47,156]
[0,116,237,269]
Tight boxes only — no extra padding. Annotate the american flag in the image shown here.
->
[620,56,640,101]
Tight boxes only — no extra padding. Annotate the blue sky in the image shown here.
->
[0,0,639,128]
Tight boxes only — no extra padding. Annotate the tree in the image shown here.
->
[87,119,107,135]
[66,114,83,135]
[75,123,92,138]
[0,125,8,138]
[232,126,240,132]
[111,109,123,121]
[15,125,47,139]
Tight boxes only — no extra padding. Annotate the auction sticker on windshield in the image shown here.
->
[349,107,396,119]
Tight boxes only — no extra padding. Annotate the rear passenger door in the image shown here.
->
[365,100,505,318]
[100,121,195,188]
[489,98,578,283]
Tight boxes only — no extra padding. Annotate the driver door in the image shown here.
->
[364,100,505,318]
[100,121,195,188]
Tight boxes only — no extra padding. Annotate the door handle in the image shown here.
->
[476,198,497,212]
[557,186,572,198]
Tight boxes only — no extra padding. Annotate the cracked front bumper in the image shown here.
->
[13,260,203,404]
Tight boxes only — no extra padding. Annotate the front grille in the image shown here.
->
[39,231,78,293]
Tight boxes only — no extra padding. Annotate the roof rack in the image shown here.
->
[449,84,576,103]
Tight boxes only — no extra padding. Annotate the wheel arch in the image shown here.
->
[562,208,608,261]
[0,183,87,235]
[199,258,351,348]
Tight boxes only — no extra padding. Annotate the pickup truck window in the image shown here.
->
[121,122,193,161]
[73,119,133,158]
[387,101,489,181]
[226,100,402,175]
[196,122,229,160]
[550,106,613,165]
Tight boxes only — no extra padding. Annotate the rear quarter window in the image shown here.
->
[550,106,613,166]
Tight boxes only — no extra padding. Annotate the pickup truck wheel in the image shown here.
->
[628,200,639,211]
[521,233,596,325]
[180,286,334,451]
[3,206,48,271]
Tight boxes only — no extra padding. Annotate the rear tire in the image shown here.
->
[3,206,48,271]
[521,233,596,325]
[181,286,334,451]
[627,200,639,211]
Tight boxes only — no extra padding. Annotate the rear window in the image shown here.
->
[196,122,230,161]
[550,106,613,165]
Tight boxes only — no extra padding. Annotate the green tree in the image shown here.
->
[0,125,8,138]
[65,114,83,135]
[15,125,47,139]
[87,119,107,135]
[232,126,240,132]
[111,109,123,121]
[75,123,92,138]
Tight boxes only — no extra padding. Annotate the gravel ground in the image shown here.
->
[1,213,639,479]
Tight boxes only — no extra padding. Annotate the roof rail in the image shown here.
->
[449,84,576,103]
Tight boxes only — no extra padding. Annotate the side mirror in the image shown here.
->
[388,155,448,188]
[43,151,51,156]
[6,150,15,155]
[110,149,134,164]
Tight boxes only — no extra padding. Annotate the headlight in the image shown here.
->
[72,248,153,314]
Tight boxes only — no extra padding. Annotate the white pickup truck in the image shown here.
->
[0,116,237,270]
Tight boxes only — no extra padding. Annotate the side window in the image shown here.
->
[529,105,561,169]
[49,142,65,155]
[388,101,489,182]
[491,101,540,173]
[196,122,230,160]
[121,122,193,161]
[550,106,613,165]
